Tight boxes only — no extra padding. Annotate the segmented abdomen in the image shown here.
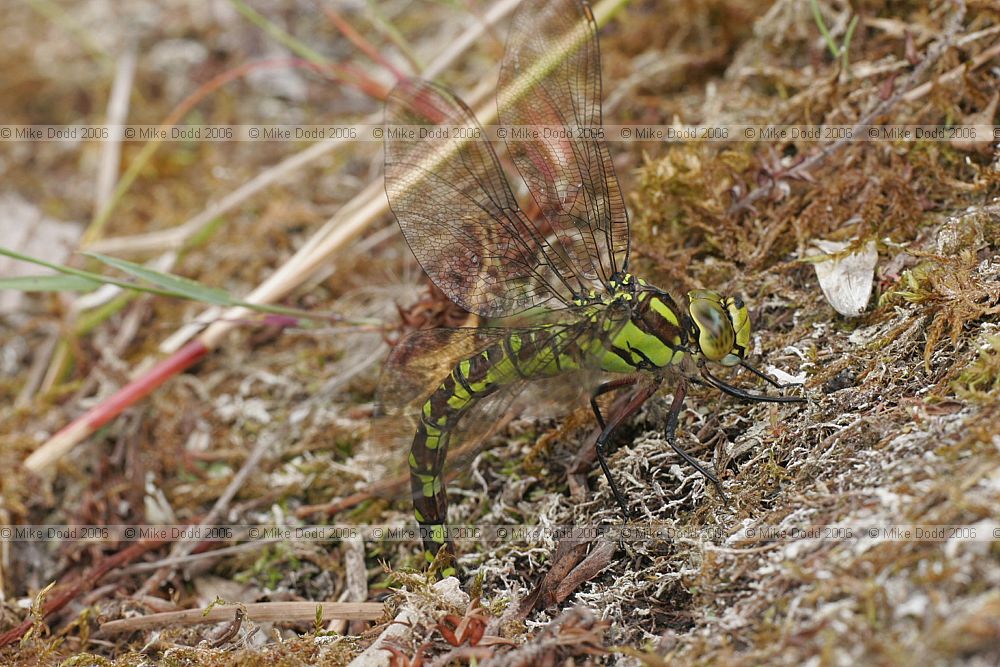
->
[409,325,595,563]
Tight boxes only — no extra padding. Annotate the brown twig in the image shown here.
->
[98,601,384,635]
[113,539,280,577]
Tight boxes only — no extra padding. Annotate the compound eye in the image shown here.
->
[690,297,734,362]
[691,298,723,338]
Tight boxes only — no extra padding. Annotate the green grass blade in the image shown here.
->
[0,274,102,292]
[841,14,859,74]
[0,246,377,326]
[0,245,121,284]
[809,0,841,61]
[83,252,237,306]
[0,245,230,305]
[227,0,330,65]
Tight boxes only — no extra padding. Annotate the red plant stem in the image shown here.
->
[322,6,406,83]
[0,539,166,648]
[24,340,209,472]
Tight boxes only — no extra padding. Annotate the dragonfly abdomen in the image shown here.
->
[409,327,589,563]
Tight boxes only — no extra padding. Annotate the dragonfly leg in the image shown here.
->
[589,377,641,429]
[662,381,729,503]
[739,359,804,390]
[700,362,806,404]
[739,360,788,388]
[593,377,660,520]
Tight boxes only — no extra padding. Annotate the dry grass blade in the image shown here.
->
[98,601,384,635]
[95,44,135,217]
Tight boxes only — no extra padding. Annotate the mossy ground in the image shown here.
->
[1,0,998,664]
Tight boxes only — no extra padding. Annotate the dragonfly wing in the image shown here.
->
[498,0,629,287]
[385,80,584,318]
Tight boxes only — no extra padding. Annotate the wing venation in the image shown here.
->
[385,80,584,317]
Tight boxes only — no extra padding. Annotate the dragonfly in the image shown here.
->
[376,0,804,570]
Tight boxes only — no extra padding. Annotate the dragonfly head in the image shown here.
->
[686,290,750,366]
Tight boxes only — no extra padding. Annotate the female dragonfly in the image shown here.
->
[376,0,803,567]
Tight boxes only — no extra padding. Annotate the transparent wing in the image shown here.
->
[385,80,588,318]
[498,0,629,286]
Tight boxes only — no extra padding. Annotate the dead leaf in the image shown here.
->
[952,92,998,154]
[810,239,878,317]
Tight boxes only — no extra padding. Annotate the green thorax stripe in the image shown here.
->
[598,288,688,372]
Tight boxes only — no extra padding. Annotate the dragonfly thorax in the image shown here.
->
[599,281,690,372]
[597,281,751,374]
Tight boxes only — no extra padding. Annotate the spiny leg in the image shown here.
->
[662,380,729,503]
[700,362,806,404]
[591,377,660,520]
[739,359,795,389]
[590,377,641,430]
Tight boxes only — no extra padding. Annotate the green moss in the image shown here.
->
[953,336,1000,402]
